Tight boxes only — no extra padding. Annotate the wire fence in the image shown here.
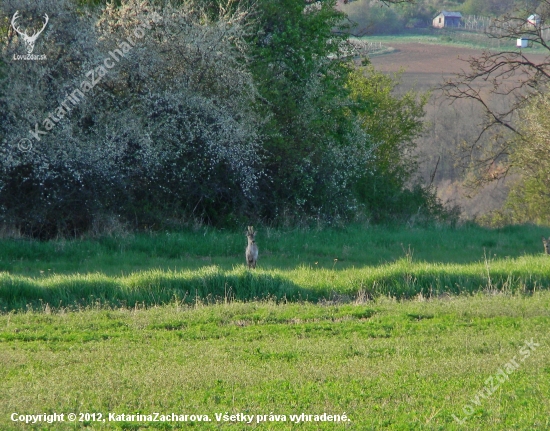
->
[345,14,550,57]
[447,15,550,41]
[346,39,387,56]
[427,14,550,50]
[461,15,492,32]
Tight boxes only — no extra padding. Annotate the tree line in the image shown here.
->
[0,0,452,238]
[440,0,550,225]
[342,0,541,34]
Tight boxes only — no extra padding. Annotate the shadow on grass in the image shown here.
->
[2,257,549,312]
[0,269,322,312]
[2,225,550,276]
[374,274,547,300]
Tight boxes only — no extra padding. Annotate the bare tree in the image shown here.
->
[440,1,550,187]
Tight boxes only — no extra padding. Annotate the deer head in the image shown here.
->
[11,11,49,54]
[246,226,256,243]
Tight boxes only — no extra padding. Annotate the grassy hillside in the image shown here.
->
[1,225,550,429]
[1,224,550,311]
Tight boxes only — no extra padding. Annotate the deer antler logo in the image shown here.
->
[11,11,49,54]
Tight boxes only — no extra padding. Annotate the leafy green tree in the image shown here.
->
[346,67,448,222]
[498,89,550,224]
[397,2,436,28]
[461,0,485,16]
[248,0,373,222]
[344,1,404,34]
[348,67,428,187]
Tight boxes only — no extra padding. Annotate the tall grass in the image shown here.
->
[1,226,549,430]
[1,224,549,311]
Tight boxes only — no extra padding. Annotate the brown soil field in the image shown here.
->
[370,42,482,76]
[370,42,546,90]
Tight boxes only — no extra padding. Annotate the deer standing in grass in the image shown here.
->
[542,237,550,255]
[245,226,258,269]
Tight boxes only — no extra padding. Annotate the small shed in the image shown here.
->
[517,38,529,48]
[433,11,462,29]
[527,14,541,27]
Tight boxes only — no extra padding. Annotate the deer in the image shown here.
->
[245,226,258,269]
[11,11,49,54]
[542,237,550,255]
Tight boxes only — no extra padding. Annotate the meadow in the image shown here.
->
[1,224,549,430]
[362,31,550,54]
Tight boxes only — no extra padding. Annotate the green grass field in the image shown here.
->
[362,31,549,54]
[1,224,549,429]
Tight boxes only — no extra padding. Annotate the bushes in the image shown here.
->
[342,1,437,34]
[482,88,550,226]
[461,0,516,17]
[346,67,453,223]
[0,0,454,237]
[1,0,263,236]
[246,0,373,223]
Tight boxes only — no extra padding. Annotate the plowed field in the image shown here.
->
[369,43,485,91]
[370,42,545,89]
[370,42,481,75]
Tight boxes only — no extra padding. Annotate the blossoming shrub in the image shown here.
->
[1,0,263,237]
[0,0,452,237]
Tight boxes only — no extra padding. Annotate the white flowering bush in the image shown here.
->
[278,72,375,221]
[0,0,103,237]
[1,0,264,236]
[0,0,444,236]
